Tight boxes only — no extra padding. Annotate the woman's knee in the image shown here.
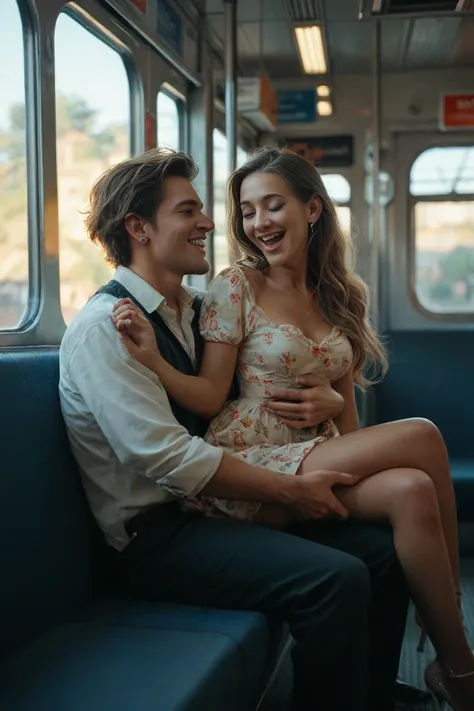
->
[390,469,440,522]
[399,417,444,448]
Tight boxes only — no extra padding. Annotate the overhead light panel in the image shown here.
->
[318,100,332,116]
[317,85,330,97]
[294,25,327,74]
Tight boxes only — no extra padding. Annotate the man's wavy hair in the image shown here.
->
[85,148,198,267]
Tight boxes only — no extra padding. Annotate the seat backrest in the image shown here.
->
[0,348,106,655]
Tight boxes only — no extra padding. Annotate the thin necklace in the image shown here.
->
[266,273,314,320]
[283,286,313,320]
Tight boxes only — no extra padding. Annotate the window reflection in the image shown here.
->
[55,12,131,324]
[0,0,28,329]
[322,173,351,239]
[411,147,474,196]
[157,90,180,151]
[213,129,229,275]
[411,146,474,314]
[237,145,247,168]
[414,201,474,313]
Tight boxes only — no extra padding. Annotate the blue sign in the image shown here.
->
[278,89,317,124]
[157,0,183,56]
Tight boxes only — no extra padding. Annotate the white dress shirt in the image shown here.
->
[59,266,223,551]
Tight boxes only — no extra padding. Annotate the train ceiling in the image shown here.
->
[194,0,474,78]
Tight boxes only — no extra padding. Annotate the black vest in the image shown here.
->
[94,280,210,437]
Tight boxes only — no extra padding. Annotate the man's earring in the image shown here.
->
[138,237,148,244]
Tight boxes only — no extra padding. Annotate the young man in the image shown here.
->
[59,148,409,711]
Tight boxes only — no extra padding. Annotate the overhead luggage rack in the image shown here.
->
[358,0,474,18]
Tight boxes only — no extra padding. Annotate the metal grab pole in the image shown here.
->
[371,19,382,332]
[223,0,237,176]
[361,18,382,429]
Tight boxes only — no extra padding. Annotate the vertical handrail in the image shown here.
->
[203,40,214,231]
[187,28,214,288]
[361,18,382,429]
[223,0,237,176]
[371,18,382,332]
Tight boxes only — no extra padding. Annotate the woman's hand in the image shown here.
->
[112,298,160,371]
[266,374,344,429]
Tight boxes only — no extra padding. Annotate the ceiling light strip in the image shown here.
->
[294,25,327,74]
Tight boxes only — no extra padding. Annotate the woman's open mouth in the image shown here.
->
[258,231,285,253]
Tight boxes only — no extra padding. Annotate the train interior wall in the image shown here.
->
[270,67,474,498]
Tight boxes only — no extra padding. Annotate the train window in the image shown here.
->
[0,0,29,330]
[55,12,131,324]
[157,90,181,150]
[410,147,474,314]
[213,129,229,275]
[411,147,474,196]
[322,173,351,239]
[237,146,247,168]
[212,138,249,274]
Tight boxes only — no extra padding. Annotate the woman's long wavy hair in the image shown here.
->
[227,147,388,388]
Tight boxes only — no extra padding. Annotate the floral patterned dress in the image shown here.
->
[186,266,353,521]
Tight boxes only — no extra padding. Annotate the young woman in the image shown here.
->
[112,147,472,710]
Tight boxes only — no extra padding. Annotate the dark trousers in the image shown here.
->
[117,505,408,711]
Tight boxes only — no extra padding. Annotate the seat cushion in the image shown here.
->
[0,619,264,711]
[77,599,289,706]
[0,348,106,655]
[451,459,474,521]
[75,597,271,690]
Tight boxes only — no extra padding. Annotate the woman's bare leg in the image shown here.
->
[336,468,474,709]
[337,468,471,669]
[255,460,472,681]
[297,418,460,592]
[254,419,471,701]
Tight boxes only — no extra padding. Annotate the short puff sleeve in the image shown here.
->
[199,268,252,346]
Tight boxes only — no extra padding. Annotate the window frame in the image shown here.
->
[408,145,474,322]
[157,82,185,152]
[0,0,39,333]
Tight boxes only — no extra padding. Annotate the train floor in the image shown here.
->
[260,557,474,710]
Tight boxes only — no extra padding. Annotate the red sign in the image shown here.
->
[146,112,156,151]
[130,0,146,12]
[441,94,474,130]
